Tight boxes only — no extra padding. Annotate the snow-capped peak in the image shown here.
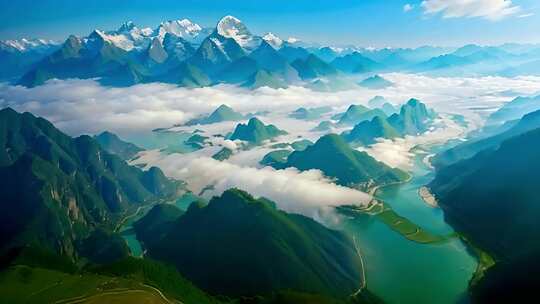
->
[1,38,58,52]
[89,29,135,51]
[262,32,283,49]
[215,15,261,51]
[158,19,202,41]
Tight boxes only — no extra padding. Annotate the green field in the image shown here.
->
[337,202,454,244]
[0,265,171,304]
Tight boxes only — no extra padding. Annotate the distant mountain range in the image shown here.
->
[3,16,540,89]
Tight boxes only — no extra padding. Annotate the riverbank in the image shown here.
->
[419,186,438,208]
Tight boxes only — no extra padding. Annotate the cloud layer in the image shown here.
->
[132,152,371,223]
[421,0,521,20]
[2,74,539,141]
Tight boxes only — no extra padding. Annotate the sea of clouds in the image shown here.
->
[2,73,540,138]
[2,73,540,222]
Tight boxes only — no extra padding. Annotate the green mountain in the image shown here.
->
[312,121,334,132]
[358,75,393,89]
[0,247,218,304]
[344,116,400,145]
[154,62,211,87]
[331,52,382,74]
[0,108,179,260]
[94,131,143,160]
[337,105,387,126]
[212,147,233,161]
[388,98,435,135]
[249,41,299,82]
[185,134,208,149]
[277,45,311,62]
[368,96,397,116]
[367,96,388,108]
[333,105,370,121]
[185,104,244,126]
[275,134,408,189]
[19,33,145,87]
[260,149,292,167]
[291,54,338,80]
[189,34,245,76]
[216,57,259,84]
[430,127,540,260]
[291,139,314,151]
[470,251,540,303]
[289,106,332,120]
[486,95,540,126]
[243,70,287,89]
[432,108,540,168]
[133,204,184,250]
[230,117,287,144]
[381,102,398,116]
[138,188,364,298]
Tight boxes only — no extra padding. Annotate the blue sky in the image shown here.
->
[1,0,539,47]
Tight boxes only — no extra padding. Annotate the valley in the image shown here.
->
[2,4,540,303]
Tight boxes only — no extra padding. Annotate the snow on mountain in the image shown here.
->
[90,29,136,51]
[215,15,261,52]
[0,38,58,52]
[157,19,208,44]
[262,32,283,49]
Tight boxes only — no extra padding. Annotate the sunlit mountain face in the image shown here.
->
[1,1,540,304]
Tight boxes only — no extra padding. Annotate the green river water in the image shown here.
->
[340,148,477,304]
[120,139,477,304]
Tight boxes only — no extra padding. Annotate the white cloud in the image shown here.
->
[518,13,534,18]
[359,114,471,170]
[3,74,540,142]
[404,4,414,12]
[131,152,372,223]
[421,0,522,20]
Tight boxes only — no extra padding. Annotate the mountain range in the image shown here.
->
[273,134,408,190]
[229,117,287,144]
[343,99,436,145]
[137,189,365,299]
[0,108,180,262]
[3,17,540,90]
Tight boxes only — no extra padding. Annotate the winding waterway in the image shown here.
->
[340,147,477,304]
[120,137,477,304]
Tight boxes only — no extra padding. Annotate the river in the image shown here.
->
[340,147,477,304]
[120,192,200,258]
[120,136,477,303]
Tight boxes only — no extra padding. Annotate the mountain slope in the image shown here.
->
[358,75,393,89]
[185,104,244,126]
[0,108,179,260]
[337,105,387,126]
[292,54,338,80]
[19,33,144,87]
[331,52,382,73]
[430,127,540,260]
[229,117,287,143]
[486,94,540,126]
[94,131,143,160]
[388,98,436,135]
[275,134,408,189]
[139,188,364,298]
[433,108,540,167]
[344,116,400,145]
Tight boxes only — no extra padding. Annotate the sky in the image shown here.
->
[1,0,539,48]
